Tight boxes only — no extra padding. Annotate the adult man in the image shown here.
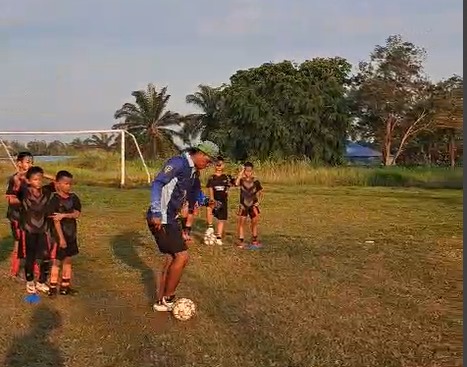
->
[147,140,219,311]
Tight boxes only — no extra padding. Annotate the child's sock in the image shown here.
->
[10,251,20,277]
[34,262,40,278]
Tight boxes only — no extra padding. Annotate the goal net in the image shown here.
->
[0,129,151,187]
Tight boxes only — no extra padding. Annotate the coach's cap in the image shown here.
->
[196,140,220,160]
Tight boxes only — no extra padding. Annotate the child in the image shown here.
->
[5,153,55,279]
[48,170,81,296]
[5,152,34,278]
[235,162,263,248]
[205,157,232,245]
[17,166,56,294]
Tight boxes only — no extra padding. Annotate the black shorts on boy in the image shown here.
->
[207,173,230,221]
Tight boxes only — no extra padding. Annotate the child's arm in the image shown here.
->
[53,218,67,248]
[235,169,244,187]
[64,195,82,219]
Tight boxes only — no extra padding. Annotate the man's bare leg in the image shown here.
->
[163,251,189,298]
[157,255,173,301]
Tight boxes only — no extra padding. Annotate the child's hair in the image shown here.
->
[16,151,33,161]
[26,166,44,179]
[56,170,73,181]
[244,161,254,169]
[216,156,224,162]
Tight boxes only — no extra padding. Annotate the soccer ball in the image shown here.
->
[172,298,196,321]
[203,234,217,245]
[203,227,216,245]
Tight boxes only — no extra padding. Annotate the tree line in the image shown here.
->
[2,35,463,166]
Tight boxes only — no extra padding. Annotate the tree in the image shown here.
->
[83,133,116,151]
[113,84,183,158]
[47,140,67,156]
[351,35,436,165]
[184,84,224,142]
[212,58,351,162]
[432,75,463,167]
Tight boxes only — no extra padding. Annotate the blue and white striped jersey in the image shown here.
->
[147,153,201,224]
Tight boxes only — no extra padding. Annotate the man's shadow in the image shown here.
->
[111,231,156,304]
[4,305,64,367]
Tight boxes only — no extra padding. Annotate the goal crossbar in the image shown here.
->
[0,129,152,187]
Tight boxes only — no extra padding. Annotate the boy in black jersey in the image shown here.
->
[5,152,55,279]
[235,162,263,248]
[48,170,81,296]
[206,157,232,245]
[5,152,34,278]
[17,166,56,294]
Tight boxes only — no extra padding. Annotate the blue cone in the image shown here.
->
[24,293,41,304]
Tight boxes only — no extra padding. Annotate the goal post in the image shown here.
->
[0,129,151,187]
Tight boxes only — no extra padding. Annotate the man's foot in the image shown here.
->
[36,282,50,294]
[152,295,176,312]
[215,237,223,246]
[26,281,36,294]
[59,287,78,296]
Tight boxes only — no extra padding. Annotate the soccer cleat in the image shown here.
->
[48,287,58,297]
[36,282,50,294]
[59,287,77,296]
[152,296,176,312]
[26,281,36,294]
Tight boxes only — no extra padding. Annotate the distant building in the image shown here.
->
[345,142,382,165]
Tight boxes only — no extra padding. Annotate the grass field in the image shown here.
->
[0,174,463,366]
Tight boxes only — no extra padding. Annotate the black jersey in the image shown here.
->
[5,173,28,221]
[206,174,231,201]
[49,192,82,242]
[17,183,56,234]
[238,178,263,208]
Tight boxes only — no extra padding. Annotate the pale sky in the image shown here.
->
[0,0,463,133]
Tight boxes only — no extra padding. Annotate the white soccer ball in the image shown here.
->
[172,298,196,321]
[203,234,217,245]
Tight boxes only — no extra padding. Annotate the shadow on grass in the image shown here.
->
[111,231,156,304]
[3,305,64,367]
[0,235,14,265]
[187,270,303,367]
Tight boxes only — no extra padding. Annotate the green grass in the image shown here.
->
[1,151,462,188]
[0,180,463,366]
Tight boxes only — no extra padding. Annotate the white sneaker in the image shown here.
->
[36,282,50,294]
[26,281,36,294]
[152,296,175,312]
[215,238,223,246]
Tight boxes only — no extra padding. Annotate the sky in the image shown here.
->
[0,0,463,135]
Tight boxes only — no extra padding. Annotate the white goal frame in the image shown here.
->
[0,129,151,187]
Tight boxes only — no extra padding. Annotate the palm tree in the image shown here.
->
[184,84,224,141]
[112,84,182,158]
[84,133,116,151]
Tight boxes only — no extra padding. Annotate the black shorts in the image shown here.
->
[23,232,52,261]
[9,220,21,241]
[51,235,79,261]
[148,221,187,255]
[213,200,228,221]
[237,205,260,218]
